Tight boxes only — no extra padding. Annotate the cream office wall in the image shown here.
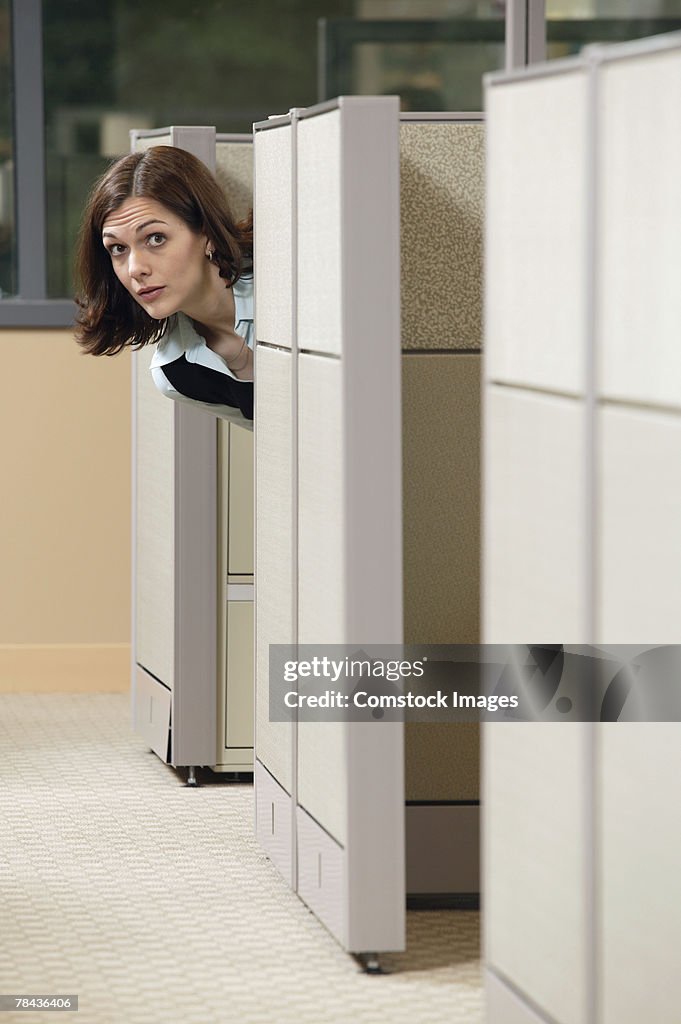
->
[0,330,131,693]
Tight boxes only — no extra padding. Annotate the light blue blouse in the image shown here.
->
[148,273,254,428]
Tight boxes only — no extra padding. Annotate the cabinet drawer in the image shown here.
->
[225,599,254,750]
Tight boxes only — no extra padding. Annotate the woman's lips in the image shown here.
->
[138,286,165,302]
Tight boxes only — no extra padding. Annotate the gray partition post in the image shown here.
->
[131,126,254,774]
[484,31,681,1024]
[254,97,405,956]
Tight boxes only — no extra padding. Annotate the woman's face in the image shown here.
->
[102,197,213,320]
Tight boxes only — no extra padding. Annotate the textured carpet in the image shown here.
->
[0,694,483,1024]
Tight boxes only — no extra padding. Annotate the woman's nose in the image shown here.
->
[128,250,150,279]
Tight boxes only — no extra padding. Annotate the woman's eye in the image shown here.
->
[147,233,166,247]
[108,244,126,257]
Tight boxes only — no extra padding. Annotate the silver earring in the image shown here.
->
[207,250,215,262]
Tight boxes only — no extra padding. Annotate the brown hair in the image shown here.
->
[74,145,253,356]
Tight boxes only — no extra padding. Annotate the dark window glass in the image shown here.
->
[42,0,355,298]
[546,0,681,59]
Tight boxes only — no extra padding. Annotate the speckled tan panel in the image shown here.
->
[400,124,484,350]
[406,722,480,801]
[402,352,481,645]
[402,351,481,801]
[215,140,253,221]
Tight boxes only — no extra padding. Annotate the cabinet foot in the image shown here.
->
[186,766,198,787]
[358,953,383,975]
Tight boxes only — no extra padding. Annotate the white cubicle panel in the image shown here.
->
[597,47,681,409]
[594,35,681,1024]
[598,406,681,642]
[132,127,254,773]
[254,98,404,954]
[484,63,591,1024]
[599,723,681,1024]
[484,386,587,643]
[485,31,681,1024]
[484,69,589,397]
[484,722,590,1024]
[297,113,342,357]
[254,345,294,799]
[254,124,293,349]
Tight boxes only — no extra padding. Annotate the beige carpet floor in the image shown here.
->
[0,694,483,1024]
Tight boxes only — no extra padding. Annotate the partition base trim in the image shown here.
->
[255,759,293,887]
[133,665,171,762]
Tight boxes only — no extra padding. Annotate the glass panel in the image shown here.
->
[546,0,681,59]
[323,3,505,111]
[0,0,16,298]
[42,0,355,299]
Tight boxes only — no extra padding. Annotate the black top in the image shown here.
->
[159,356,254,420]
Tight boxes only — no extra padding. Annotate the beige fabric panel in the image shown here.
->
[255,345,293,791]
[402,353,480,645]
[598,50,681,409]
[400,124,484,351]
[485,722,590,1024]
[485,72,589,395]
[297,110,343,358]
[134,350,175,686]
[402,352,481,802]
[215,141,253,223]
[405,723,479,802]
[600,723,681,1024]
[254,126,292,347]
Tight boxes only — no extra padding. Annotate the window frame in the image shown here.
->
[1,0,74,326]
[2,0,616,327]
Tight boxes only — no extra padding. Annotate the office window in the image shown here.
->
[322,1,506,111]
[41,0,357,300]
[546,0,681,57]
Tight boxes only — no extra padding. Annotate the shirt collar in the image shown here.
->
[232,272,253,326]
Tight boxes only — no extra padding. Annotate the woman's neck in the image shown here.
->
[186,280,236,346]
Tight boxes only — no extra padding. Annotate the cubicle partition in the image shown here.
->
[131,127,255,777]
[254,98,405,955]
[254,100,485,955]
[484,32,681,1024]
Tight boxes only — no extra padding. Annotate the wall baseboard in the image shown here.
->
[0,644,130,693]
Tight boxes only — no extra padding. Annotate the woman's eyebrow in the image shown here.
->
[102,219,168,238]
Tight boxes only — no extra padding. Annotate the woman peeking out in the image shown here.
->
[75,145,254,421]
